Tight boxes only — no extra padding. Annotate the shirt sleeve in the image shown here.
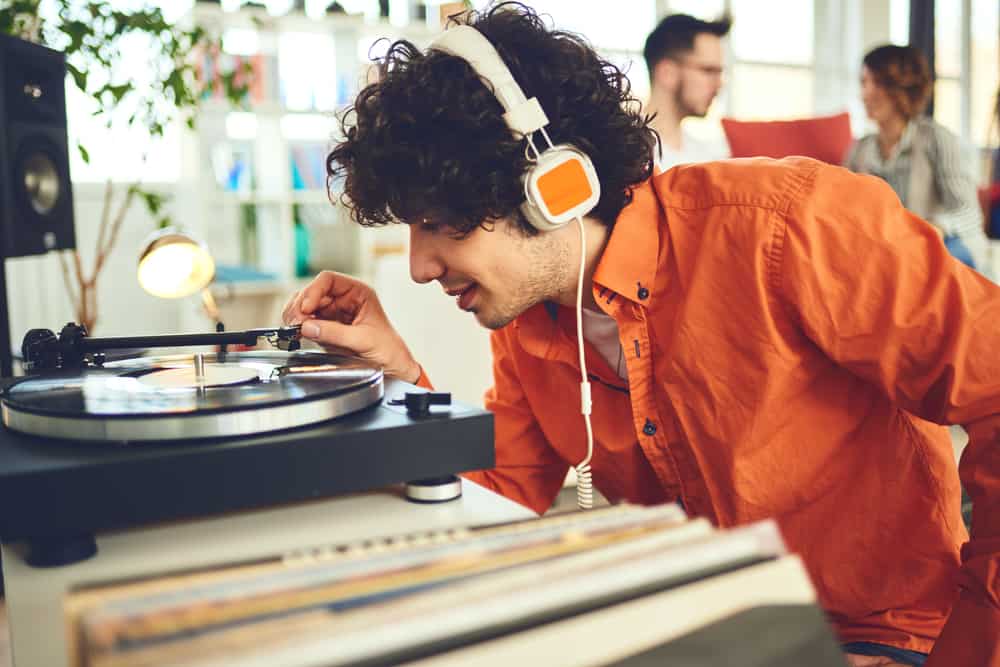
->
[413,365,433,389]
[461,328,569,515]
[776,162,1000,666]
[927,125,984,237]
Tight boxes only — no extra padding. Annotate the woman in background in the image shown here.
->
[846,44,988,272]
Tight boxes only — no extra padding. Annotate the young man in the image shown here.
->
[283,4,1000,666]
[643,13,731,170]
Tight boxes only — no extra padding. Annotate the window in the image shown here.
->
[934,0,999,149]
[971,0,999,147]
[890,0,910,45]
[934,78,962,139]
[730,0,813,66]
[934,0,962,137]
[468,1,656,100]
[524,0,657,51]
[727,0,814,120]
[60,0,204,182]
[730,65,814,120]
[66,32,183,183]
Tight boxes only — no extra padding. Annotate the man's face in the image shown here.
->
[408,217,572,330]
[667,33,725,118]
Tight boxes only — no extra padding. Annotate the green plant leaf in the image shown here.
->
[77,142,90,164]
[108,82,131,103]
[65,62,86,91]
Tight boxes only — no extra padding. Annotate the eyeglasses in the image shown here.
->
[672,59,724,78]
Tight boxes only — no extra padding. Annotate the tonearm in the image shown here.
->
[20,323,302,372]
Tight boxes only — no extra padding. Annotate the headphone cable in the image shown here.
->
[573,215,594,510]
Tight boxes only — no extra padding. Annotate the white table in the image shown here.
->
[1,480,533,667]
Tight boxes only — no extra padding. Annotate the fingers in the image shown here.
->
[300,317,365,354]
[300,272,365,315]
[283,291,329,326]
[313,299,358,325]
[299,277,329,315]
[283,281,338,326]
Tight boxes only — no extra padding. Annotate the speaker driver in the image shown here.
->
[22,150,60,216]
[14,137,67,227]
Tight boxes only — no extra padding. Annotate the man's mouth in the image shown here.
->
[445,284,478,311]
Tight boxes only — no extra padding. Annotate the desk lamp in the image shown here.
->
[137,227,221,325]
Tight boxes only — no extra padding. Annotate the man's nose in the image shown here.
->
[409,227,445,284]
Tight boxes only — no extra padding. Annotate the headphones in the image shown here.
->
[430,25,601,232]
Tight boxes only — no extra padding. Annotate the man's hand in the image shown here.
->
[845,654,909,667]
[282,271,422,382]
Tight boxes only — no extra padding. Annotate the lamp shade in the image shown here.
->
[137,228,216,299]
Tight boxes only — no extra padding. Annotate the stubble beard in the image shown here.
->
[475,232,574,330]
[674,84,709,119]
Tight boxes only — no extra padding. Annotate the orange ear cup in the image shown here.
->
[535,158,595,217]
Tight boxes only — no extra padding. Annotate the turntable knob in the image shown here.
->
[390,392,452,418]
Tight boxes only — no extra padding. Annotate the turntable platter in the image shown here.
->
[1,351,384,443]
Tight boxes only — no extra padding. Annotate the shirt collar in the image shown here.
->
[511,300,573,363]
[897,120,917,153]
[873,121,916,166]
[592,178,662,308]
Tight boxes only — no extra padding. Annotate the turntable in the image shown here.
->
[0,323,494,566]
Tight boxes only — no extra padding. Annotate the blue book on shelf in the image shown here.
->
[214,265,279,283]
[290,154,306,190]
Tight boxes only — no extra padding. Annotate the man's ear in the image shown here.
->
[652,59,680,93]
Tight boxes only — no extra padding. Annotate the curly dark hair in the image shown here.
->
[327,1,657,237]
[863,45,933,120]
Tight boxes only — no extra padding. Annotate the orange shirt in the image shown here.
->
[441,158,1000,662]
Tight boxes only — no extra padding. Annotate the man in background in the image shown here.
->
[643,13,730,170]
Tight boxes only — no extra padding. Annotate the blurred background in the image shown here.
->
[3,0,998,403]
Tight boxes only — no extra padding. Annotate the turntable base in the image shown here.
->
[0,377,495,556]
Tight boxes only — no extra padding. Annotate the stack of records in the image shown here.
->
[66,504,789,667]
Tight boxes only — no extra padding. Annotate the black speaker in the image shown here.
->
[0,34,76,258]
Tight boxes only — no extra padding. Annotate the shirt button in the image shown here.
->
[637,286,649,300]
[642,419,657,436]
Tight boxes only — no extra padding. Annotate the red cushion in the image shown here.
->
[721,112,854,164]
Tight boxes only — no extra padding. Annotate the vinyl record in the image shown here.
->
[1,351,383,443]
